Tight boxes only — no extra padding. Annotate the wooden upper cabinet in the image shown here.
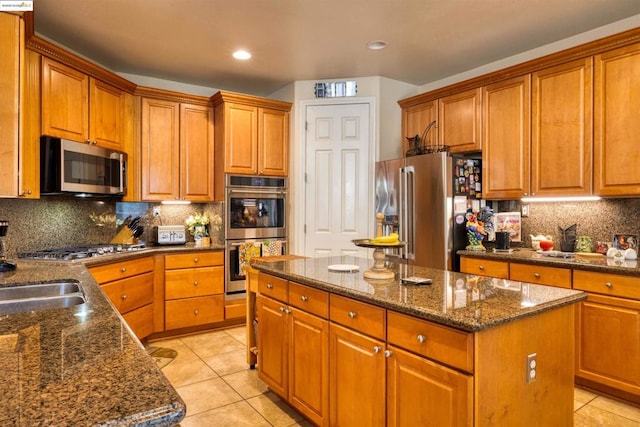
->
[594,42,640,196]
[180,103,214,201]
[141,97,213,202]
[531,58,593,197]
[259,107,289,177]
[141,98,180,201]
[482,76,531,199]
[225,103,258,174]
[401,100,438,156]
[438,88,482,153]
[42,57,128,150]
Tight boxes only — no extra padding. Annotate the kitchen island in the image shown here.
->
[252,255,586,426]
[0,258,185,426]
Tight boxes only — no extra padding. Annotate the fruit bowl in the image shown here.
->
[352,238,405,280]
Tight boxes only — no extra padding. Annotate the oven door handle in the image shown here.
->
[228,239,287,247]
[227,189,287,195]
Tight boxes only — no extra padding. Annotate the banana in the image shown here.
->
[370,232,399,244]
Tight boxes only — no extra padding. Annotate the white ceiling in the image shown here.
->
[33,0,640,96]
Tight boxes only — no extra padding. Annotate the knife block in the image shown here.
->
[110,226,134,244]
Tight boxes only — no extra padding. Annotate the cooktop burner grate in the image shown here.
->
[18,243,146,261]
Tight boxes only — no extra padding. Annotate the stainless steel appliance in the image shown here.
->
[375,152,481,271]
[40,136,127,197]
[18,244,147,261]
[224,175,287,300]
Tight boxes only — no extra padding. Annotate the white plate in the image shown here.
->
[328,264,360,272]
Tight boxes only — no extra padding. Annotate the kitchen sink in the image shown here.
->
[0,281,86,315]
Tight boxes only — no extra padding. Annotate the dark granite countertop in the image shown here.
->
[458,248,640,276]
[0,244,223,426]
[251,256,586,333]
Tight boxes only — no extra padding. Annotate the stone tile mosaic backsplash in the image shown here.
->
[0,197,638,258]
[0,198,223,257]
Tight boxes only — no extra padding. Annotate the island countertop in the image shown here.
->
[251,255,587,332]
[0,259,185,426]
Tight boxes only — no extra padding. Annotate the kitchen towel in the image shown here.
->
[261,240,283,257]
[239,241,261,275]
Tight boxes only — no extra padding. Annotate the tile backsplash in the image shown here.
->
[0,198,223,257]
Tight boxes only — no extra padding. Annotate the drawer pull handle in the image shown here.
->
[301,296,309,302]
[193,281,199,286]
[384,350,393,358]
[416,334,426,344]
[348,311,357,319]
[605,282,613,288]
[121,267,127,273]
[373,346,382,353]
[121,294,127,300]
[478,265,485,270]
[266,283,274,289]
[194,309,199,315]
[533,273,540,279]
[193,258,199,263]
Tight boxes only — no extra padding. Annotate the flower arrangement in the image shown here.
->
[185,212,222,237]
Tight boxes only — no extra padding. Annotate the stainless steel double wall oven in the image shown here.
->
[224,175,287,300]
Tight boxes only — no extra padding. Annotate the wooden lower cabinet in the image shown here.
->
[257,295,289,397]
[329,323,386,426]
[387,345,472,427]
[459,257,509,279]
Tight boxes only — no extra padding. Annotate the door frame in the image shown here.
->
[292,97,377,256]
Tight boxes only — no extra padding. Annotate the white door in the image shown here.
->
[304,103,371,258]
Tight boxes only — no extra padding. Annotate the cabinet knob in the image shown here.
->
[384,350,393,358]
[266,283,274,289]
[348,311,357,319]
[193,258,199,263]
[121,267,126,273]
[193,281,199,286]
[416,334,426,344]
[21,189,32,196]
[605,282,613,288]
[121,294,127,300]
[478,265,485,270]
[85,139,91,144]
[194,309,199,315]
[300,296,308,302]
[533,273,540,279]
[373,346,382,353]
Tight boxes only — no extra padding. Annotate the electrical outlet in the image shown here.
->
[526,353,537,384]
[521,204,530,217]
[153,207,161,217]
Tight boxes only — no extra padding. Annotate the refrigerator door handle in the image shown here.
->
[404,165,415,260]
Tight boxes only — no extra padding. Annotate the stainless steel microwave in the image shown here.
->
[40,136,127,197]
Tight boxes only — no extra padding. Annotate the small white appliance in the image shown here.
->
[153,225,186,245]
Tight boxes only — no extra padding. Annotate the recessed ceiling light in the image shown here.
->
[367,40,387,50]
[233,50,252,60]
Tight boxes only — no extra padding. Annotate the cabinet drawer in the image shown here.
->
[574,270,640,300]
[165,266,224,299]
[165,295,224,330]
[165,251,223,269]
[510,263,572,288]
[101,272,154,314]
[123,303,154,339]
[387,311,474,373]
[459,257,509,279]
[329,294,385,340]
[288,281,329,318]
[89,256,155,283]
[259,273,288,302]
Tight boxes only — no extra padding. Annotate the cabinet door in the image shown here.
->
[482,76,531,199]
[258,107,288,176]
[89,77,126,150]
[289,308,329,426]
[438,88,482,153]
[402,100,438,157]
[257,295,289,398]
[576,294,640,397]
[41,57,89,142]
[141,97,180,201]
[224,103,258,174]
[387,345,472,427]
[180,103,214,201]
[532,59,593,197]
[329,323,385,426]
[594,42,640,196]
[0,12,21,197]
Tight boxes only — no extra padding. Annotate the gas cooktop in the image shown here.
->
[18,243,147,261]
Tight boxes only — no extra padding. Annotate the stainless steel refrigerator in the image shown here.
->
[375,152,472,270]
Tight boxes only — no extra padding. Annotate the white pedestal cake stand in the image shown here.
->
[352,239,406,280]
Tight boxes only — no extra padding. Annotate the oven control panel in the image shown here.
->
[153,225,186,245]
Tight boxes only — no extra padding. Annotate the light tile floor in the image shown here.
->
[151,326,640,426]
